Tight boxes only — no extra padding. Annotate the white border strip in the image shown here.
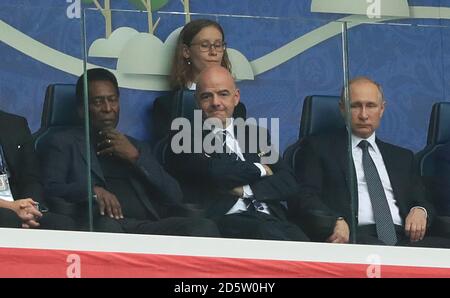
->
[0,228,449,269]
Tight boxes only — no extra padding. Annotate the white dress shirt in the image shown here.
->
[188,82,196,90]
[212,120,271,215]
[351,133,403,226]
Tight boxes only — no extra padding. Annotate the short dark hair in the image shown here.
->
[75,68,120,105]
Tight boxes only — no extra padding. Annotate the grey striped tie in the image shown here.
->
[218,130,239,160]
[358,140,397,245]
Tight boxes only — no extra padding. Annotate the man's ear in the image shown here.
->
[380,100,386,118]
[234,88,240,106]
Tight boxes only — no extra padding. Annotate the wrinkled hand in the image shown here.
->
[326,219,350,244]
[94,186,123,219]
[97,129,139,163]
[8,198,42,228]
[262,164,273,176]
[405,207,427,242]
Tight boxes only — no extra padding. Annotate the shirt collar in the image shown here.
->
[351,132,377,151]
[212,118,235,138]
[188,82,196,90]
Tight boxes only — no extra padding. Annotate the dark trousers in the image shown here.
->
[216,210,310,241]
[356,224,450,248]
[0,208,75,230]
[0,208,21,228]
[93,216,221,237]
[39,212,76,230]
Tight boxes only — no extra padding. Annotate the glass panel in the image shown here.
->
[345,17,450,243]
[83,8,346,236]
[0,5,87,231]
[346,19,444,150]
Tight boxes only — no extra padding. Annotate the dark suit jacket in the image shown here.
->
[0,110,44,203]
[290,130,435,240]
[41,128,183,219]
[167,123,298,220]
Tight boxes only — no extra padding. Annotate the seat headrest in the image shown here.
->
[41,84,80,128]
[177,89,197,122]
[300,95,345,138]
[427,102,450,145]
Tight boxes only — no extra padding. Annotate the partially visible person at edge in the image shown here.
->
[0,110,75,230]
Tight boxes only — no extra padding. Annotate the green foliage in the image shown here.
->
[81,0,169,12]
[81,0,169,11]
[128,0,169,11]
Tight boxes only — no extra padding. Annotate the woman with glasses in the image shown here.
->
[170,19,230,90]
[152,19,245,141]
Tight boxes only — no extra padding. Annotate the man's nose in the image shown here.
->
[101,100,112,112]
[210,95,221,106]
[359,107,368,120]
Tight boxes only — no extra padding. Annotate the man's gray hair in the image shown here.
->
[339,76,385,103]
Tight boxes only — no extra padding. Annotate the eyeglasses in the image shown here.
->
[189,41,227,52]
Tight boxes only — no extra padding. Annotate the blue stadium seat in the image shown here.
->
[33,84,85,223]
[284,95,342,170]
[417,102,450,177]
[34,83,80,151]
[299,95,344,139]
[416,102,450,234]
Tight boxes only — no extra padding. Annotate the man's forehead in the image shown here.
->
[199,86,232,93]
[350,84,381,100]
[198,69,235,86]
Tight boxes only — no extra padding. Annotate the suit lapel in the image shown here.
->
[334,131,354,191]
[76,135,105,183]
[376,139,400,199]
[334,130,360,218]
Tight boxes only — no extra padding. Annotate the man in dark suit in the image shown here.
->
[41,68,219,237]
[167,66,309,241]
[0,110,74,230]
[291,77,449,247]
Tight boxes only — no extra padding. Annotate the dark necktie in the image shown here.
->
[358,140,397,245]
[219,130,265,212]
[218,130,239,160]
[243,197,265,212]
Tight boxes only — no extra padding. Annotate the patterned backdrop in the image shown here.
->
[1,0,450,153]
